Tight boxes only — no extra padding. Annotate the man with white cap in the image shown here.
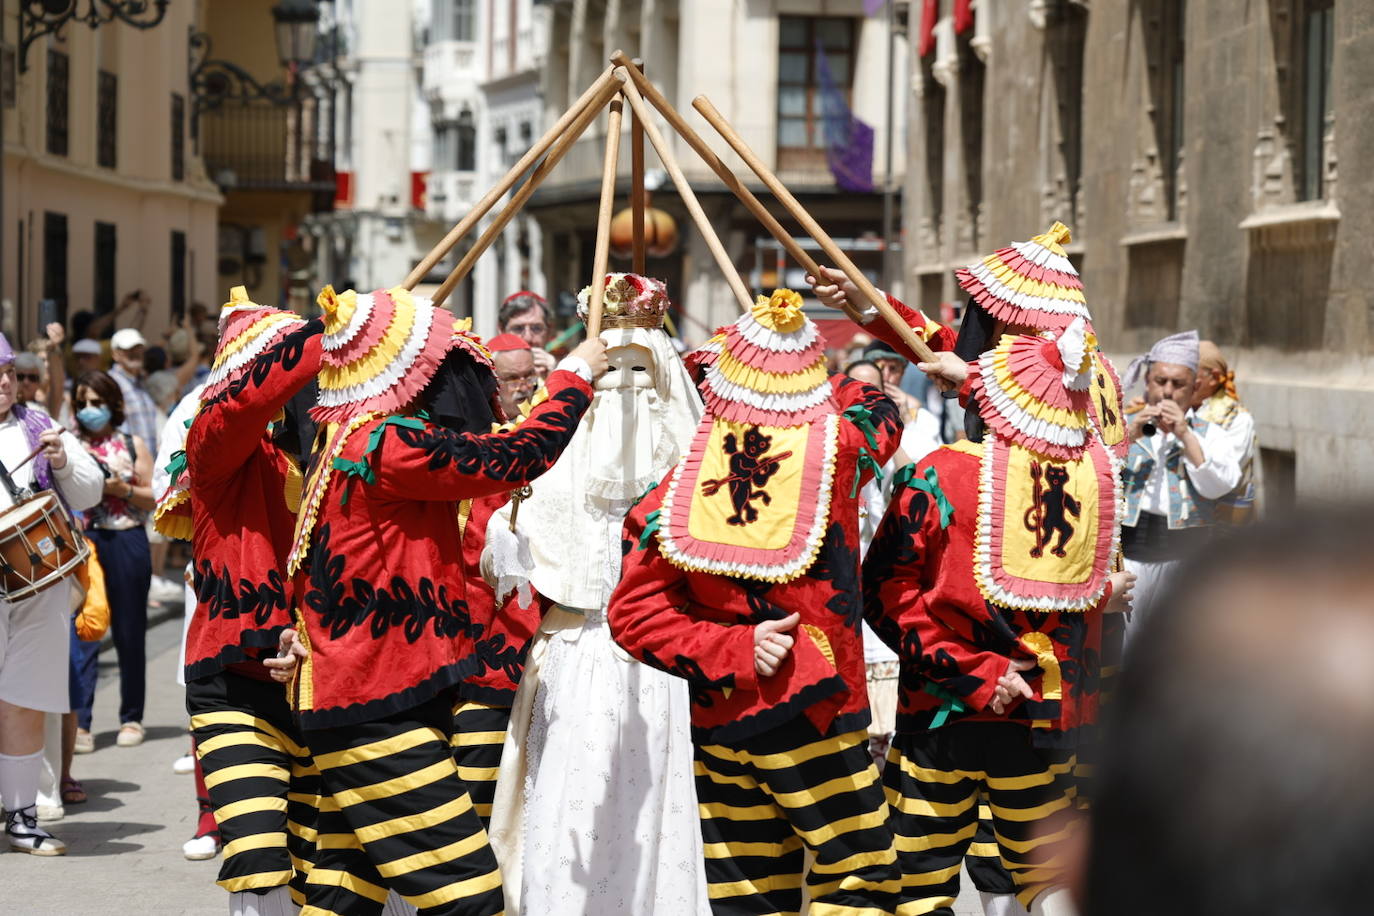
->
[1120,330,1242,646]
[0,332,103,855]
[109,327,159,454]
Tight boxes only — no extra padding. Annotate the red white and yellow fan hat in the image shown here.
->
[967,317,1094,461]
[201,286,305,403]
[955,221,1091,333]
[694,289,834,428]
[311,285,456,423]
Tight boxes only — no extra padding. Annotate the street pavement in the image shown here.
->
[4,612,984,916]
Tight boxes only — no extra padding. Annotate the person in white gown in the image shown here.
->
[486,274,710,916]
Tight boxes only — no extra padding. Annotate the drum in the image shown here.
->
[0,490,89,602]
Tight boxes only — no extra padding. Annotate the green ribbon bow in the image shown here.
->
[164,449,188,484]
[332,415,428,504]
[895,463,954,529]
[923,682,969,729]
[844,404,884,497]
[639,508,662,551]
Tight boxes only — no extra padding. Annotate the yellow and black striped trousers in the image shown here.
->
[964,801,1018,897]
[187,670,320,902]
[301,694,504,916]
[883,723,1079,916]
[695,720,901,915]
[449,700,511,831]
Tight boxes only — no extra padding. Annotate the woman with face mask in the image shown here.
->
[68,371,156,758]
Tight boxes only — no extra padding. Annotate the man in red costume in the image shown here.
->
[609,289,904,916]
[178,286,325,914]
[862,321,1132,916]
[285,284,604,916]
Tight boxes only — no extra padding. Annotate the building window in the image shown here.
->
[453,0,475,42]
[171,93,185,181]
[46,50,68,156]
[1043,4,1087,227]
[456,108,476,171]
[170,230,187,320]
[776,16,856,169]
[97,70,118,169]
[921,63,946,251]
[958,37,985,254]
[43,213,68,315]
[1144,0,1187,220]
[94,222,117,316]
[1299,0,1333,201]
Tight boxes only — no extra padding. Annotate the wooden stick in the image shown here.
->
[617,70,753,312]
[630,59,647,275]
[431,74,626,307]
[402,67,619,290]
[609,52,828,288]
[10,443,44,475]
[585,98,624,340]
[692,95,937,364]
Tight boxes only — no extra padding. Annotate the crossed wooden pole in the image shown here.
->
[401,54,935,362]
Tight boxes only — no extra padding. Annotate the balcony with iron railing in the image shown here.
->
[199,100,336,209]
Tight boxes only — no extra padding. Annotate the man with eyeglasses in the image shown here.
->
[12,354,46,416]
[497,291,556,380]
[487,333,541,420]
[108,328,159,455]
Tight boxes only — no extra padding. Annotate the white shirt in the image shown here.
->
[0,412,104,516]
[1138,409,1242,517]
[153,385,204,503]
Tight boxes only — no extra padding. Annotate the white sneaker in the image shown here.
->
[6,807,67,856]
[149,575,184,603]
[182,833,220,861]
[172,753,195,775]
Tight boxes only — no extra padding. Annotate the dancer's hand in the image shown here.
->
[916,351,969,393]
[806,266,859,313]
[530,347,557,379]
[1104,570,1137,615]
[569,336,609,380]
[264,628,308,684]
[754,612,801,677]
[988,658,1036,715]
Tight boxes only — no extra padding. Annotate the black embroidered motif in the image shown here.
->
[1096,371,1118,429]
[192,561,288,627]
[1051,614,1100,698]
[1024,462,1080,558]
[701,428,792,526]
[391,386,588,483]
[642,649,735,707]
[199,319,322,410]
[807,521,863,629]
[861,485,931,654]
[303,523,481,643]
[472,632,528,685]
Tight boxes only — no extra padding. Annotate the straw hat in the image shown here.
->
[966,317,1094,461]
[955,221,1092,333]
[311,285,456,423]
[201,286,304,403]
[693,289,835,428]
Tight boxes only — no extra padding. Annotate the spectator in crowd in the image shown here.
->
[1191,340,1257,524]
[13,353,47,415]
[1083,508,1374,916]
[0,333,103,857]
[68,371,154,753]
[108,328,159,455]
[498,290,556,378]
[70,339,104,378]
[33,322,67,420]
[487,333,540,419]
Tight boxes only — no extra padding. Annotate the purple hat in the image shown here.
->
[0,333,13,366]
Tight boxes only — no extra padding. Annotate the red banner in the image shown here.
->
[917,0,939,57]
[334,170,353,208]
[411,171,428,210]
[955,0,973,35]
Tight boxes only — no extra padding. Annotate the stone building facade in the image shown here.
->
[903,0,1373,501]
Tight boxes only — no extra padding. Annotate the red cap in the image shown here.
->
[502,290,546,307]
[487,333,532,352]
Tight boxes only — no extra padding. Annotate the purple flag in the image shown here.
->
[863,0,888,15]
[815,39,874,193]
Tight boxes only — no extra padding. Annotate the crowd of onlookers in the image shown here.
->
[12,291,218,850]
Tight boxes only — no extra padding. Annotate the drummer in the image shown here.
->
[0,332,103,857]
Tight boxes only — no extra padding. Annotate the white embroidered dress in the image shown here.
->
[487,325,709,916]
